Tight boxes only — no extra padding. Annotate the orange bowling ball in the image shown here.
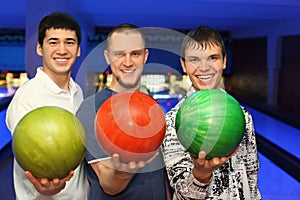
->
[95,91,166,162]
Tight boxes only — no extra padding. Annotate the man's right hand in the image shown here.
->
[25,170,74,196]
[90,151,159,195]
[190,147,240,183]
[110,151,159,173]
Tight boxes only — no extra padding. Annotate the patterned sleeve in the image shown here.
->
[240,107,262,199]
[161,105,210,200]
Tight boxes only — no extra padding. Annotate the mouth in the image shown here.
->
[196,74,213,81]
[121,68,136,73]
[54,58,69,64]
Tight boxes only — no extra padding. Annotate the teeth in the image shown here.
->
[197,75,212,79]
[122,69,135,73]
[56,59,67,62]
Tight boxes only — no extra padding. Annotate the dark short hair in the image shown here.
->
[181,25,226,59]
[38,12,81,46]
[106,23,146,49]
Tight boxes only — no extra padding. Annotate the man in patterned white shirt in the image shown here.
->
[161,25,262,200]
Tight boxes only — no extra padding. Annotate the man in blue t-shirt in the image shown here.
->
[76,24,169,200]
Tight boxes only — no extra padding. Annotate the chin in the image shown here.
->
[118,81,139,89]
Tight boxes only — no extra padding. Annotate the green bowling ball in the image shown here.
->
[175,90,245,159]
[13,106,86,180]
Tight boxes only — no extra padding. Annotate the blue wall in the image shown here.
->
[0,46,25,72]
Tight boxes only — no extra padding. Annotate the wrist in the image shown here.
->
[113,170,133,180]
[192,168,212,184]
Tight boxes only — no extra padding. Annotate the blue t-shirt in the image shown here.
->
[76,88,167,200]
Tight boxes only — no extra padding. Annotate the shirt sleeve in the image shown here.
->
[161,105,210,200]
[240,107,262,199]
[76,97,109,162]
[6,90,30,134]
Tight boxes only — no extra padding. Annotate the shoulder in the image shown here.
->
[10,77,39,102]
[77,93,97,114]
[77,88,113,113]
[241,106,251,117]
[241,106,254,130]
[165,97,185,120]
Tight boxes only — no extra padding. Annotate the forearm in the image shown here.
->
[162,104,211,199]
[172,172,210,200]
[91,162,133,195]
[100,169,133,195]
[192,167,212,184]
[242,107,262,199]
[248,171,262,199]
[164,154,211,200]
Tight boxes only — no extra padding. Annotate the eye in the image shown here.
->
[187,57,199,63]
[132,51,141,57]
[114,52,124,58]
[66,41,75,46]
[48,40,57,45]
[210,55,220,61]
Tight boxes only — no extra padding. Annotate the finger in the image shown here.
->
[63,171,74,182]
[52,170,74,186]
[209,157,221,167]
[24,171,34,180]
[145,152,158,164]
[137,161,145,168]
[198,151,206,159]
[227,146,240,158]
[194,151,206,166]
[25,171,40,186]
[52,178,61,186]
[112,154,121,168]
[128,162,137,170]
[40,178,50,187]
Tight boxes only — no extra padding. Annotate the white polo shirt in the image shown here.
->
[6,67,89,200]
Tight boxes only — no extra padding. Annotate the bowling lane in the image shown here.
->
[0,108,15,199]
[0,109,11,150]
[243,105,300,160]
[239,104,300,199]
[258,152,300,199]
[0,85,15,150]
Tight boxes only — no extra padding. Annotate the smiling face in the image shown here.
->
[36,28,80,79]
[181,43,226,91]
[104,31,148,92]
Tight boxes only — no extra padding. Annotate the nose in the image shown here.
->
[56,43,67,54]
[193,60,210,71]
[123,54,133,67]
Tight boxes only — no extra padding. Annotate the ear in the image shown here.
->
[143,49,149,64]
[36,43,42,56]
[77,47,81,57]
[104,50,110,65]
[180,58,187,73]
[223,55,227,69]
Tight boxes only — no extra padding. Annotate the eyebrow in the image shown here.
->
[209,53,222,58]
[110,48,145,54]
[48,37,77,42]
[184,55,199,60]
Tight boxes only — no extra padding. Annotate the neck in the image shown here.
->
[109,82,140,93]
[43,68,70,91]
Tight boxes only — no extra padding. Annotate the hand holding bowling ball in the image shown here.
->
[95,91,166,163]
[175,90,245,159]
[13,106,86,180]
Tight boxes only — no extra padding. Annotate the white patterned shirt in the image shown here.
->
[161,87,262,200]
